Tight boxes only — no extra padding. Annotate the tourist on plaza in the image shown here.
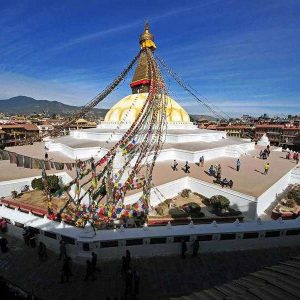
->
[221,178,229,188]
[236,159,241,171]
[59,240,67,260]
[228,179,233,189]
[133,269,140,299]
[216,164,221,180]
[260,150,263,159]
[208,165,215,176]
[84,259,96,281]
[264,163,270,175]
[191,239,200,257]
[0,237,8,253]
[172,159,178,171]
[184,161,190,173]
[296,153,299,164]
[38,242,47,261]
[181,239,187,258]
[45,152,48,160]
[199,156,204,167]
[61,257,72,283]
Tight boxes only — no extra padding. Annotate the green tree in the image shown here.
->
[209,195,230,213]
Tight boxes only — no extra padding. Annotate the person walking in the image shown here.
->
[172,159,178,171]
[38,242,47,261]
[126,249,131,266]
[264,163,270,175]
[59,240,67,260]
[133,269,140,299]
[91,252,99,272]
[181,239,187,258]
[191,240,200,257]
[236,159,241,171]
[61,258,71,283]
[125,269,133,296]
[0,237,8,253]
[184,161,190,173]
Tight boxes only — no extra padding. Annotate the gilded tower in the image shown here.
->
[130,23,156,94]
[104,23,191,124]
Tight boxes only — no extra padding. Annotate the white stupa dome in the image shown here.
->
[104,93,190,124]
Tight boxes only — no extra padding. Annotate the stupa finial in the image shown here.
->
[139,21,156,50]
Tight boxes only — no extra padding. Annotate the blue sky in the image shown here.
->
[0,0,299,117]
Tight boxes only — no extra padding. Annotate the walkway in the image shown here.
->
[1,234,300,300]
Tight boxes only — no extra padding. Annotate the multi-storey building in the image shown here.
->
[0,124,39,146]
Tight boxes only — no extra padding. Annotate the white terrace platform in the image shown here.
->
[45,127,254,160]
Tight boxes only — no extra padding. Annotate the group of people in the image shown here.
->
[22,226,37,248]
[208,164,234,188]
[172,160,191,173]
[286,151,299,164]
[259,145,270,160]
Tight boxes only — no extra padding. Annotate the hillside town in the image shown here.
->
[1,111,299,149]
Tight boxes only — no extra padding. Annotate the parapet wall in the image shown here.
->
[1,204,300,261]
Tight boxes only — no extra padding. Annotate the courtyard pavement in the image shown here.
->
[1,233,300,300]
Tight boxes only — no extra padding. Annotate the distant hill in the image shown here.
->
[0,96,109,117]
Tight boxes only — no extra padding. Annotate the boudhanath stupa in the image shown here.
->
[46,24,254,161]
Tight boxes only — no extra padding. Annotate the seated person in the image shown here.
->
[228,179,233,188]
[216,172,221,183]
[221,178,229,188]
[208,165,215,176]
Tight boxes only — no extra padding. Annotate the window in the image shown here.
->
[243,232,259,239]
[265,231,280,238]
[14,222,24,228]
[61,235,75,245]
[197,235,212,241]
[44,231,57,239]
[82,243,90,251]
[286,229,300,236]
[29,227,40,234]
[100,240,118,248]
[173,236,190,243]
[220,233,236,240]
[150,237,167,244]
[126,239,143,246]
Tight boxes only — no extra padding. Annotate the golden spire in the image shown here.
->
[139,22,156,50]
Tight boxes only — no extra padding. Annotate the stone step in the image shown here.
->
[266,265,300,279]
[251,272,300,298]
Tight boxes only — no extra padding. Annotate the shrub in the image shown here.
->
[31,175,60,193]
[31,178,44,190]
[182,202,201,214]
[169,207,189,219]
[285,199,295,208]
[180,189,191,198]
[11,190,18,199]
[209,195,230,213]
